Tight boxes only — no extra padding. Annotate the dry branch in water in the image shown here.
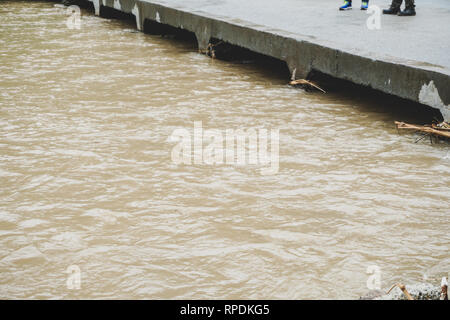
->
[387,283,414,300]
[289,79,326,93]
[395,121,450,139]
[289,68,326,93]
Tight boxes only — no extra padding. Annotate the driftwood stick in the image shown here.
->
[414,132,430,144]
[387,283,414,300]
[289,79,326,93]
[395,121,450,139]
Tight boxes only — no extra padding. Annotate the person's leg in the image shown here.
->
[405,0,415,8]
[361,0,369,10]
[339,0,352,10]
[383,0,402,14]
[398,0,416,16]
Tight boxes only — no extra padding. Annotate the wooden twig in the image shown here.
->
[290,68,326,93]
[395,121,450,139]
[387,283,414,300]
[289,79,326,93]
[414,132,430,144]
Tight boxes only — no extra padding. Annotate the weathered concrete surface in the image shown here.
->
[86,0,450,120]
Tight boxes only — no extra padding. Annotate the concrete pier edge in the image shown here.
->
[86,0,449,120]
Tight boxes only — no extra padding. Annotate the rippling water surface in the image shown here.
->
[0,1,449,299]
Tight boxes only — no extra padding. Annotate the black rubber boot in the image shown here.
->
[383,5,401,14]
[398,6,416,16]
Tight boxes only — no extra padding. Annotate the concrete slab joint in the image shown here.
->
[113,0,121,11]
[287,59,311,80]
[92,0,100,16]
[132,2,143,31]
[195,26,212,53]
[419,81,450,122]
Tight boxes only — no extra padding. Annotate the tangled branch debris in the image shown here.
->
[387,283,414,300]
[395,121,450,141]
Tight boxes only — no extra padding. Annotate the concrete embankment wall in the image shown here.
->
[82,0,449,120]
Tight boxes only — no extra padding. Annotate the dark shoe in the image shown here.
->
[383,6,400,14]
[398,7,416,16]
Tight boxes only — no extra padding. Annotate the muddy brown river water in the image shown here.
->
[0,1,448,299]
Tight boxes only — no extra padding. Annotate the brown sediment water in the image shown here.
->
[0,1,448,299]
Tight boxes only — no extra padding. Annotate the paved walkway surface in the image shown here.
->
[147,0,450,73]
